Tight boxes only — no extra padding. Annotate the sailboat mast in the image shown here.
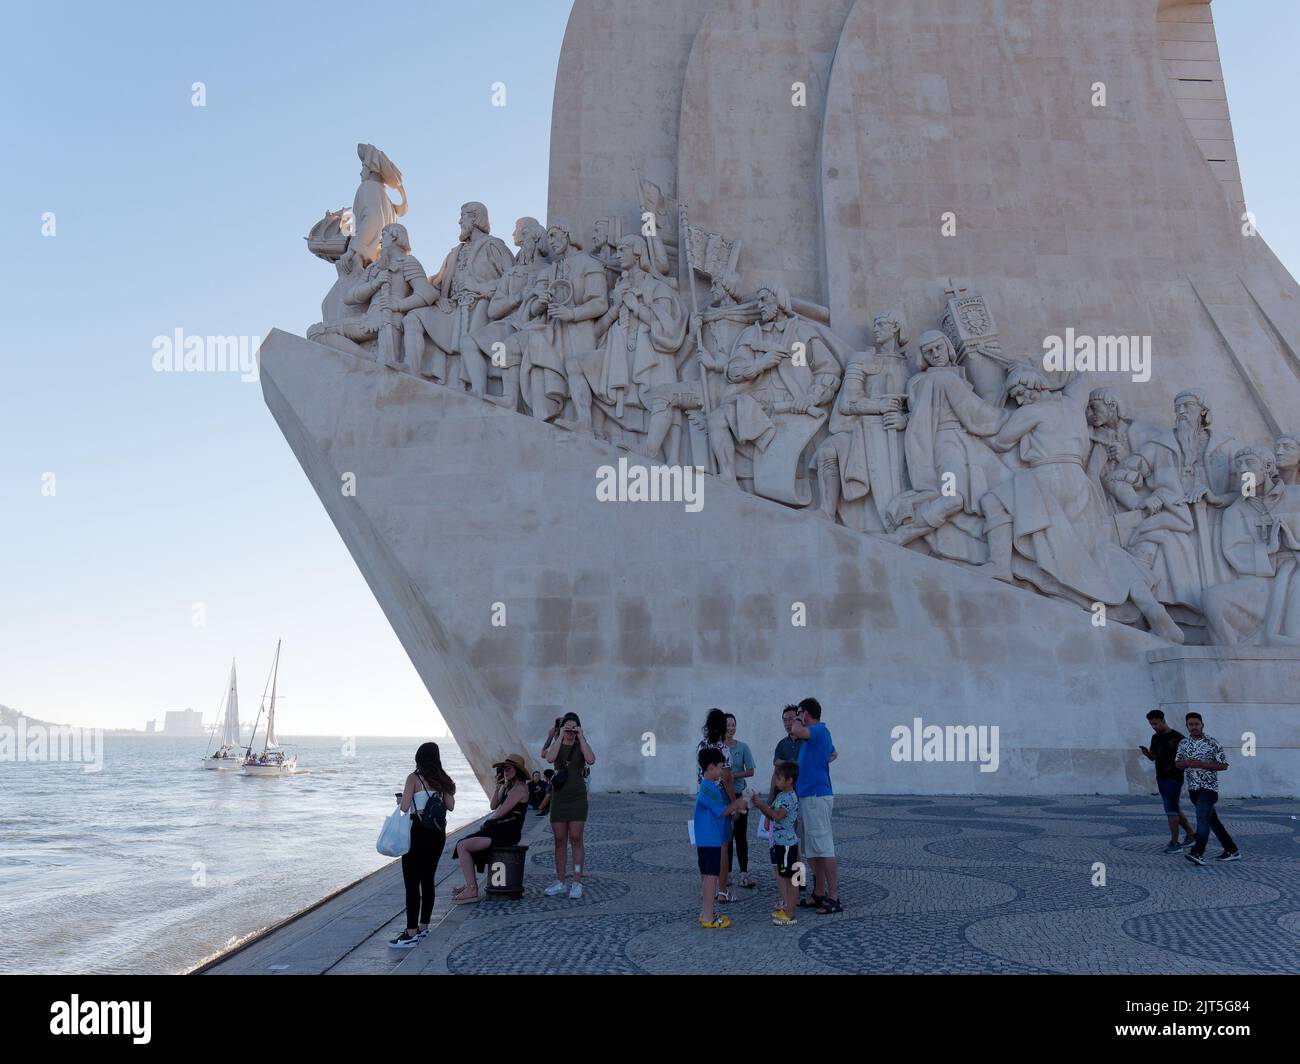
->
[264,639,281,754]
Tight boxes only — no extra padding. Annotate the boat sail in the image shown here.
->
[242,640,299,776]
[201,660,243,770]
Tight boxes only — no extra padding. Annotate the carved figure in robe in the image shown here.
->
[814,353,905,531]
[1085,387,1159,514]
[977,365,1184,643]
[713,284,843,506]
[1124,389,1237,617]
[402,202,513,390]
[1202,447,1300,645]
[341,144,408,272]
[519,221,609,422]
[567,234,687,457]
[675,270,757,469]
[308,224,425,363]
[879,331,1009,562]
[464,219,551,409]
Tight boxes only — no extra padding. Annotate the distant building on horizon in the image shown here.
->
[161,708,205,736]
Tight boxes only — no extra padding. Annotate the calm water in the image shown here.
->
[0,735,488,974]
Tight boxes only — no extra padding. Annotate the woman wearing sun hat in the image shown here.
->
[450,753,531,904]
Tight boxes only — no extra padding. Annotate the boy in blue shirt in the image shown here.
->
[695,748,746,928]
[746,760,801,925]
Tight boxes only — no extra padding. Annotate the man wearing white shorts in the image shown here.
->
[790,697,840,914]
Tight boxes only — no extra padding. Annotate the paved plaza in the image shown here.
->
[204,792,1300,975]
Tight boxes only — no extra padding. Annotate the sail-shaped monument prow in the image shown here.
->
[267,1,1300,798]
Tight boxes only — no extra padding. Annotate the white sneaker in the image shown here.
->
[544,880,568,897]
[568,881,584,899]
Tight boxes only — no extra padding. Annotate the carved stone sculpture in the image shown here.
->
[520,221,609,422]
[307,223,425,364]
[977,366,1183,642]
[567,234,687,457]
[940,282,1007,403]
[402,202,513,391]
[814,343,906,532]
[1275,433,1300,485]
[880,331,1007,563]
[714,284,843,506]
[343,144,408,272]
[1124,389,1237,619]
[1202,447,1300,645]
[1086,387,1160,517]
[464,219,552,409]
[678,269,755,470]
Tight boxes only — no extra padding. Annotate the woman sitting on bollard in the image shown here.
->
[451,753,530,904]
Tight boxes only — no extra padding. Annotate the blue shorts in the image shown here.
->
[1157,776,1183,816]
[697,846,722,876]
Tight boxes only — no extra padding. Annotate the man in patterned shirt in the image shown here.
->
[1175,713,1240,865]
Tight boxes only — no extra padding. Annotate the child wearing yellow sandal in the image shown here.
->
[695,748,747,928]
[746,760,800,925]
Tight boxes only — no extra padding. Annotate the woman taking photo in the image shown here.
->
[724,712,756,889]
[390,742,457,948]
[543,712,596,899]
[697,708,738,902]
[450,753,530,905]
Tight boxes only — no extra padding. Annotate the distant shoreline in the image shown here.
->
[1,708,452,742]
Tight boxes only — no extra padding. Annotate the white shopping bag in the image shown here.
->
[376,804,412,857]
[756,815,774,844]
[686,819,696,846]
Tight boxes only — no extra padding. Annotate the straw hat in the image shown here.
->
[493,753,528,779]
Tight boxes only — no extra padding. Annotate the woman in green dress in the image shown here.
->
[542,712,596,899]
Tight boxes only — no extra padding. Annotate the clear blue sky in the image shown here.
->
[1,1,1296,734]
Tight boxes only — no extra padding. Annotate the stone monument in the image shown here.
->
[262,0,1299,797]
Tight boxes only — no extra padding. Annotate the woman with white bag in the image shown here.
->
[386,742,456,949]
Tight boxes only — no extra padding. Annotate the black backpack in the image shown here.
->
[413,773,448,832]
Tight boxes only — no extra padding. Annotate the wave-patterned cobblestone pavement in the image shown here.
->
[425,794,1300,975]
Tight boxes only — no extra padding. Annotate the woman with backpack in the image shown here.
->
[390,742,457,949]
[542,712,596,899]
[449,753,531,905]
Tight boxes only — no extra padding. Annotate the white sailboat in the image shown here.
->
[201,660,244,770]
[241,640,299,776]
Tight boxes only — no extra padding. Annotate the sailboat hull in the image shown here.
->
[202,757,242,771]
[241,757,299,777]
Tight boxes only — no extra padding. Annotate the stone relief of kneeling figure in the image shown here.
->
[308,224,427,364]
[975,364,1184,643]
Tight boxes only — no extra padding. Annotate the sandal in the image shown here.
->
[815,898,843,915]
[451,885,481,904]
[797,893,825,910]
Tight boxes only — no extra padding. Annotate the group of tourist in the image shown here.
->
[694,698,839,928]
[1140,709,1239,866]
[386,712,595,949]
[385,695,1243,946]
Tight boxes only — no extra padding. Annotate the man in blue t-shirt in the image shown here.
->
[790,697,840,914]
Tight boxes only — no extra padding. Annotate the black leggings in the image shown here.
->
[401,821,446,927]
[729,810,749,872]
